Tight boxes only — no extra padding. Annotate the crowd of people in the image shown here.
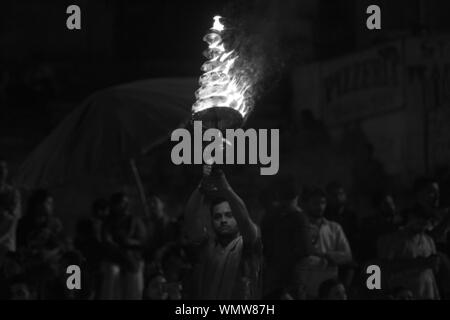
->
[1,156,450,300]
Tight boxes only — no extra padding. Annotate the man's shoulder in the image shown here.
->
[322,218,344,230]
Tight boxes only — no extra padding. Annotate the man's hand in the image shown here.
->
[201,169,232,199]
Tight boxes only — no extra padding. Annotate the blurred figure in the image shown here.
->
[390,286,414,300]
[16,189,65,299]
[143,271,169,300]
[100,192,147,300]
[0,159,21,255]
[183,166,262,299]
[143,194,179,261]
[360,191,402,261]
[297,187,353,299]
[0,251,24,298]
[75,198,110,298]
[7,274,35,300]
[17,189,63,251]
[261,175,312,297]
[318,278,348,300]
[377,207,440,299]
[325,181,359,254]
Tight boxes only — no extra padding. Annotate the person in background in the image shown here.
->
[7,274,35,300]
[325,181,359,256]
[377,207,440,299]
[389,286,414,300]
[297,187,353,298]
[318,278,348,300]
[261,175,312,298]
[183,165,262,300]
[143,271,169,300]
[0,159,21,255]
[75,198,110,299]
[17,189,63,252]
[143,194,180,261]
[100,192,147,300]
[360,191,402,262]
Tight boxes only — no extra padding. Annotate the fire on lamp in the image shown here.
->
[192,15,253,132]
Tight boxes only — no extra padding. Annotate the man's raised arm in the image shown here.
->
[182,165,211,243]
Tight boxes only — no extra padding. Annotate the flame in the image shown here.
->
[192,15,252,118]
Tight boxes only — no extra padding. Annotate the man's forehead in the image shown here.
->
[213,201,231,213]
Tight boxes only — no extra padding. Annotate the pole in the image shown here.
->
[129,158,150,218]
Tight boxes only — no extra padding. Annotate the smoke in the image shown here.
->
[219,0,298,106]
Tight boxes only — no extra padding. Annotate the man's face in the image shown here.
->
[308,196,327,218]
[0,161,7,182]
[329,187,347,207]
[418,182,440,209]
[211,201,238,237]
[112,196,130,216]
[146,275,169,300]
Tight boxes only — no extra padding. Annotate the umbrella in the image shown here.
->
[16,77,198,189]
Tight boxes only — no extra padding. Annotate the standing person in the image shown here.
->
[297,187,353,298]
[143,194,180,260]
[74,198,110,298]
[360,191,402,262]
[183,165,262,300]
[377,207,441,299]
[16,189,65,299]
[100,192,147,300]
[0,159,21,255]
[260,175,312,297]
[325,181,359,255]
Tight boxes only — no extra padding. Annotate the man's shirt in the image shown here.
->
[378,229,440,299]
[188,232,262,300]
[308,218,352,265]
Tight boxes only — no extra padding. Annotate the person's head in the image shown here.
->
[373,192,396,218]
[326,181,347,208]
[0,159,8,184]
[144,272,169,300]
[303,187,327,219]
[318,278,347,300]
[92,198,109,219]
[414,177,440,209]
[391,287,414,300]
[110,192,130,217]
[8,275,34,300]
[27,189,54,220]
[160,243,190,283]
[210,198,239,239]
[276,175,300,206]
[405,208,433,234]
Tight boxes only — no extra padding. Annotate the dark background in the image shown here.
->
[1,0,450,227]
